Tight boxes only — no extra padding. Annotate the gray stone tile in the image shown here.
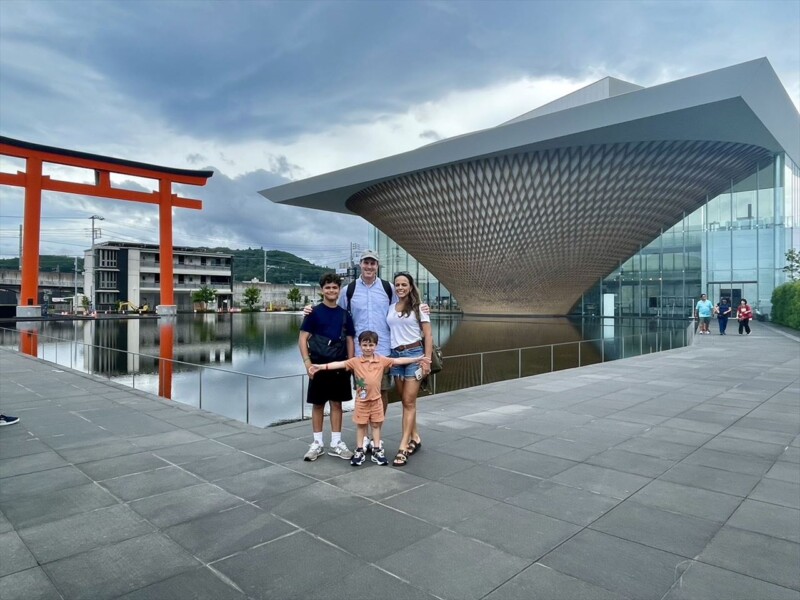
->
[117,567,247,599]
[699,527,800,590]
[99,466,203,501]
[0,567,62,600]
[484,562,628,600]
[186,422,244,439]
[213,531,352,600]
[153,439,238,464]
[213,465,313,501]
[451,502,580,560]
[308,503,440,560]
[181,451,269,481]
[129,484,243,528]
[659,463,761,497]
[524,437,608,461]
[681,447,775,476]
[0,465,90,501]
[0,531,37,577]
[551,463,650,499]
[378,529,530,600]
[726,499,800,543]
[702,435,788,460]
[42,533,200,600]
[163,504,296,561]
[437,437,515,461]
[0,451,68,479]
[630,480,743,523]
[17,503,153,564]
[56,439,142,464]
[216,431,286,449]
[590,500,722,557]
[129,429,205,450]
[662,561,800,600]
[467,427,545,448]
[440,464,539,500]
[245,438,318,463]
[256,481,373,528]
[326,465,429,500]
[766,461,800,484]
[586,447,675,477]
[382,482,497,526]
[0,483,118,529]
[505,478,621,525]
[488,449,578,478]
[0,511,11,534]
[749,477,800,509]
[76,451,169,481]
[540,528,687,600]
[311,563,441,599]
[615,437,697,460]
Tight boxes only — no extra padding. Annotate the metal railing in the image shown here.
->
[0,325,689,427]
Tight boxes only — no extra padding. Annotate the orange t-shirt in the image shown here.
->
[344,354,394,402]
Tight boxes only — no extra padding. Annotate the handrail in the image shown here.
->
[0,324,688,426]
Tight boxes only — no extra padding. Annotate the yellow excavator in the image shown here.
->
[117,301,150,314]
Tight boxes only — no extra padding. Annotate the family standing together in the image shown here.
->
[695,293,753,336]
[298,250,432,468]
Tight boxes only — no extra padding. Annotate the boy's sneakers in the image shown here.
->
[363,436,373,454]
[351,448,366,466]
[371,447,388,465]
[0,414,19,426]
[328,440,354,460]
[303,441,325,462]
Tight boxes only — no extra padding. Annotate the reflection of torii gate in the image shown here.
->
[0,137,211,398]
[0,136,213,316]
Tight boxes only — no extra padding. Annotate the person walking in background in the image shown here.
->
[715,297,732,335]
[737,298,753,335]
[298,273,356,462]
[695,293,713,335]
[388,272,432,467]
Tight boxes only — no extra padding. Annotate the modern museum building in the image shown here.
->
[263,58,800,318]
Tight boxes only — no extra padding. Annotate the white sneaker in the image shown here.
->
[303,441,325,462]
[328,440,354,460]
[363,436,373,454]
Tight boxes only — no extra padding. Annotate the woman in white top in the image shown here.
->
[387,272,432,466]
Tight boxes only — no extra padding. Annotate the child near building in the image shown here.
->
[309,330,429,466]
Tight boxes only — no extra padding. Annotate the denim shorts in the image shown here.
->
[390,346,424,379]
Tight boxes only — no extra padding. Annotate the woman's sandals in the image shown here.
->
[392,450,409,467]
[407,439,422,455]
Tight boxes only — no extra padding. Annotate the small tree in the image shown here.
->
[287,287,302,309]
[783,248,800,281]
[191,285,217,310]
[243,286,261,311]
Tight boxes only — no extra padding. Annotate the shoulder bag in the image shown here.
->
[307,309,348,362]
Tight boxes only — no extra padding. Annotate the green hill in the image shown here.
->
[197,247,331,284]
[0,256,83,273]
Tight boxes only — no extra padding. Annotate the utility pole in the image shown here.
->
[263,248,267,282]
[88,215,104,311]
[73,256,78,299]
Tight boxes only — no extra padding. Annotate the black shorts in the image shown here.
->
[307,368,352,406]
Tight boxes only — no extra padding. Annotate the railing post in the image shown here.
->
[301,377,305,420]
[245,375,250,424]
[578,342,581,367]
[622,335,625,359]
[198,370,203,409]
[480,353,484,385]
[550,345,554,372]
[518,348,522,378]
[640,334,643,356]
[132,372,136,389]
[601,339,605,362]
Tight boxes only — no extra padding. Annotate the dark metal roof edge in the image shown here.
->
[0,136,214,179]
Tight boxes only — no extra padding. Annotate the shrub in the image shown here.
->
[771,281,800,329]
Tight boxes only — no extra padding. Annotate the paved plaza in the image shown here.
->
[1,322,798,600]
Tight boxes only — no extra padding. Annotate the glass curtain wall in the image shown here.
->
[369,152,799,318]
[584,152,798,318]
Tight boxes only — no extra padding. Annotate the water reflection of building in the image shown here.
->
[80,314,233,376]
[264,59,799,317]
[84,242,233,312]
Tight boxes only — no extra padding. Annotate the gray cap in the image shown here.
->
[360,250,380,262]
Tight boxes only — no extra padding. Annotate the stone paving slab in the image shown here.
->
[1,322,799,599]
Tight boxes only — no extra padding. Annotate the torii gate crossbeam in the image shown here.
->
[0,136,213,317]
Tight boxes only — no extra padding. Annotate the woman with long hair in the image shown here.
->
[387,272,432,467]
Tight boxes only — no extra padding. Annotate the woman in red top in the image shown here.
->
[736,299,753,335]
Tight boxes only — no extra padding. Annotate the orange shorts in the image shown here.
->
[353,398,384,425]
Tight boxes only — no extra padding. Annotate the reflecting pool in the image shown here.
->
[2,313,689,426]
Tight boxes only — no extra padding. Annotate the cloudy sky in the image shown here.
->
[1,0,798,267]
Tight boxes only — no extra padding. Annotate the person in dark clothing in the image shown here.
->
[736,298,753,335]
[715,297,732,335]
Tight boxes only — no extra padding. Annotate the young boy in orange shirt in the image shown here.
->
[310,330,429,466]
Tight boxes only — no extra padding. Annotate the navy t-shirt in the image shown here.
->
[300,303,355,340]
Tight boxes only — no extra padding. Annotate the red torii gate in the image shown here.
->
[0,135,213,316]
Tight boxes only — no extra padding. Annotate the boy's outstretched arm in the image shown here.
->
[390,356,432,366]
[309,360,348,375]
